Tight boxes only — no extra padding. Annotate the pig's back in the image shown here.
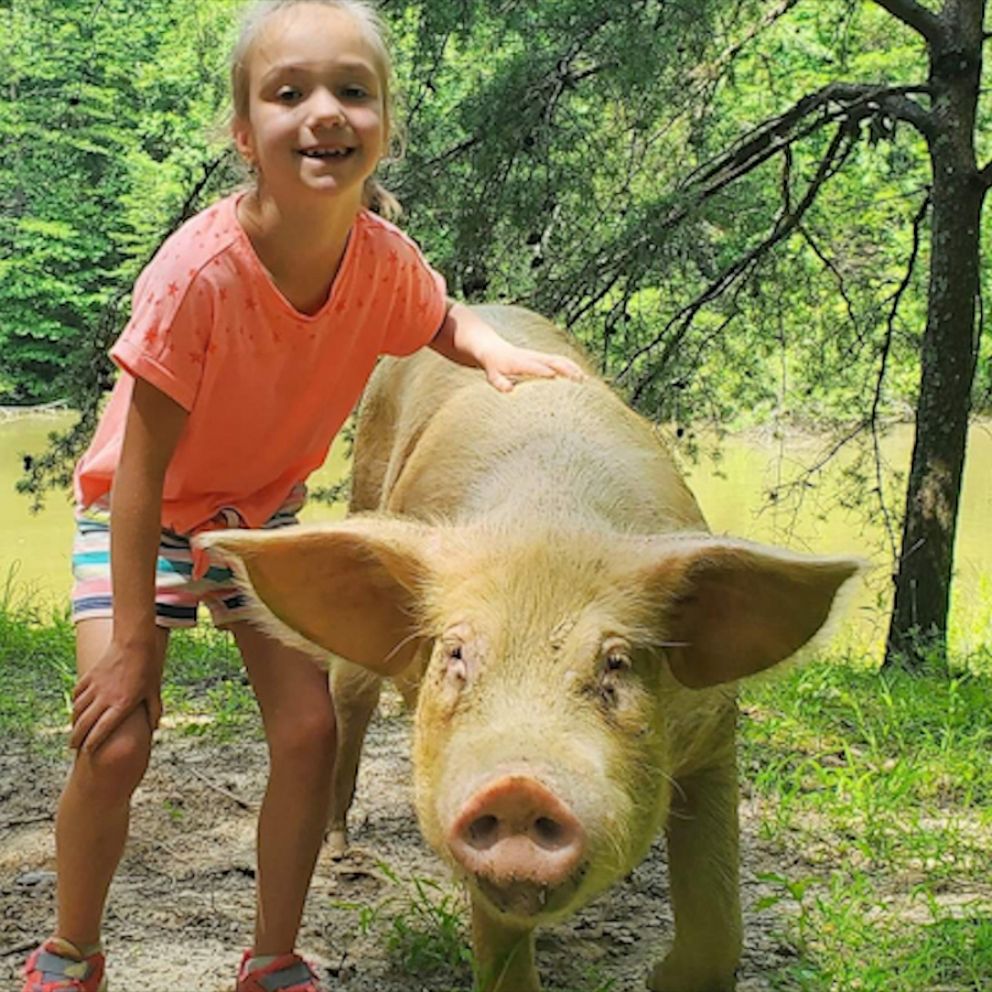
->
[352,305,704,534]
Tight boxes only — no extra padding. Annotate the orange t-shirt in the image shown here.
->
[74,192,447,535]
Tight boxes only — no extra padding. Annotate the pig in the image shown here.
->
[198,305,860,992]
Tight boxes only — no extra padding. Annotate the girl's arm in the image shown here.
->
[430,301,585,393]
[70,378,188,754]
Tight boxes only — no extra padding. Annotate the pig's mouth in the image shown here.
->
[474,868,586,921]
[442,770,591,920]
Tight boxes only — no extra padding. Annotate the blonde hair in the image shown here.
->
[230,0,403,220]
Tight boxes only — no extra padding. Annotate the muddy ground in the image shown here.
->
[1,688,802,992]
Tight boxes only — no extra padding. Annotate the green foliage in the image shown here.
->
[2,0,988,666]
[0,0,234,406]
[758,870,992,991]
[162,624,262,741]
[4,0,984,423]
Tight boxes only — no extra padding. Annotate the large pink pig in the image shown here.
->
[199,306,860,992]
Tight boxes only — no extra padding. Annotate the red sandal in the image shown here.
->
[234,951,325,992]
[21,939,107,992]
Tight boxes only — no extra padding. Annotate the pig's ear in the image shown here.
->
[643,537,863,689]
[195,518,436,676]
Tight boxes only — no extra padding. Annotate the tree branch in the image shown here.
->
[621,122,858,398]
[764,419,871,508]
[798,223,864,351]
[875,92,935,137]
[870,190,931,561]
[870,0,943,42]
[687,82,933,193]
[979,159,992,189]
[544,82,922,328]
[693,0,803,89]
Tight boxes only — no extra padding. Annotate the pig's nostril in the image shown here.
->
[467,814,500,849]
[533,816,563,847]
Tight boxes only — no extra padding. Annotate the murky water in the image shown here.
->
[2,412,989,659]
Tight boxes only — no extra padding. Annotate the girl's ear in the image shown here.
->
[232,115,255,167]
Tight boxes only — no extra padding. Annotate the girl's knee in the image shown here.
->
[267,700,337,768]
[75,717,153,801]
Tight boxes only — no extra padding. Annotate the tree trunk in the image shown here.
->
[885,0,987,670]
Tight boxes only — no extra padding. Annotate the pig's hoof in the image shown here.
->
[648,957,736,992]
[325,828,349,860]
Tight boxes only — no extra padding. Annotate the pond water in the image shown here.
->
[2,412,989,661]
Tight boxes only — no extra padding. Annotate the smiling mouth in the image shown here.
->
[298,147,355,160]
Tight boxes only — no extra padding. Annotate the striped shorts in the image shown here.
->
[71,486,305,628]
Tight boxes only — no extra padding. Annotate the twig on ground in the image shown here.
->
[0,939,38,959]
[0,813,53,830]
[172,756,254,811]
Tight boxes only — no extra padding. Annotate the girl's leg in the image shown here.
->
[231,622,336,955]
[55,618,169,947]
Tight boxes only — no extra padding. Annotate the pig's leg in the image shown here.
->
[650,760,741,992]
[471,899,540,992]
[326,660,382,857]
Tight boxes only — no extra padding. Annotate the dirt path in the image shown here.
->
[1,698,797,992]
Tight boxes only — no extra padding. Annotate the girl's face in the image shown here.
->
[234,3,387,208]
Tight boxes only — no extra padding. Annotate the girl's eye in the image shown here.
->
[342,85,369,99]
[276,87,302,103]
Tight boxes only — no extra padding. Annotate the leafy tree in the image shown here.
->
[0,0,234,403]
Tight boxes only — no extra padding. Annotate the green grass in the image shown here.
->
[1,585,989,990]
[0,578,260,746]
[0,576,76,749]
[741,654,992,991]
[332,863,616,992]
[333,862,474,982]
[160,624,260,741]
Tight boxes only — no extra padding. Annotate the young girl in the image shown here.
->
[21,2,583,991]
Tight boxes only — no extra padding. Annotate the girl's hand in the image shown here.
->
[70,639,163,753]
[478,339,586,394]
[430,302,587,393]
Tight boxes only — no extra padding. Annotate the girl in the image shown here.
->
[21,2,583,991]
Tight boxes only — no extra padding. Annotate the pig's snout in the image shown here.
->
[448,775,585,892]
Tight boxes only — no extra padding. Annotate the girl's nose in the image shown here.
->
[309,88,346,127]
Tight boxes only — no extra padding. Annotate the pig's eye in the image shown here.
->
[604,652,629,673]
[596,649,631,708]
[446,644,468,683]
